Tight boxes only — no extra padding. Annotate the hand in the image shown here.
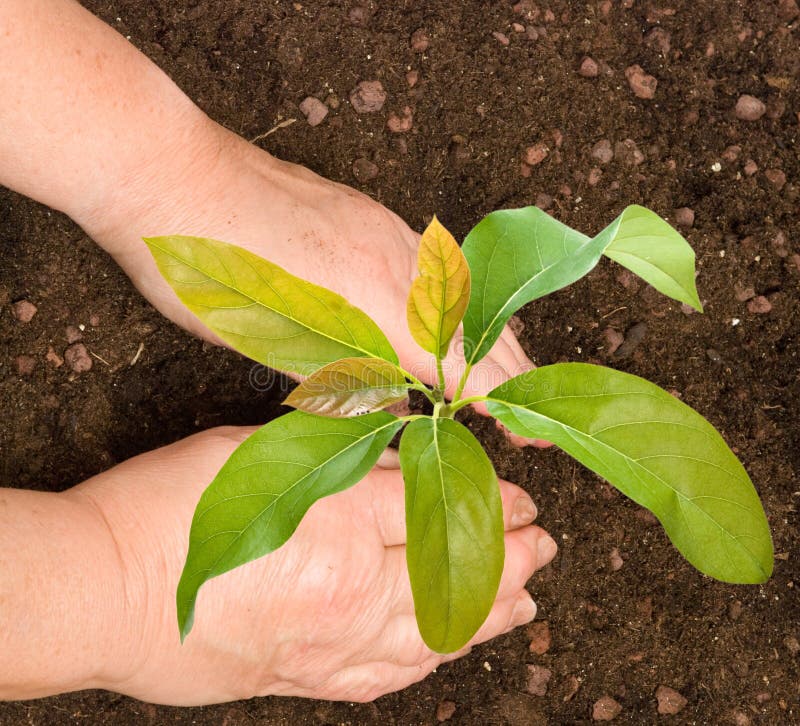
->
[75,427,557,705]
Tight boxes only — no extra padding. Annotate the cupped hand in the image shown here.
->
[75,427,557,705]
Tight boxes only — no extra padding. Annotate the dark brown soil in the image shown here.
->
[2,1,798,723]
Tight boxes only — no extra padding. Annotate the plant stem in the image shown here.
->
[452,363,473,403]
[436,356,446,393]
[447,395,490,414]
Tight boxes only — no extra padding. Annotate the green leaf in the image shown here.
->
[487,363,773,584]
[407,216,471,359]
[461,205,701,366]
[177,410,403,640]
[144,236,397,376]
[399,417,504,653]
[284,357,409,417]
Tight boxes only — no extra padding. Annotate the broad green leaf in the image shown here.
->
[284,357,409,417]
[399,417,504,653]
[177,410,402,640]
[144,236,397,376]
[407,216,471,359]
[461,205,701,366]
[486,363,773,584]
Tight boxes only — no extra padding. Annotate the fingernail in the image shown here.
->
[511,593,537,626]
[537,534,558,563]
[511,495,537,527]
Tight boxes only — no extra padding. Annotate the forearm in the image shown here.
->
[0,0,219,240]
[0,486,129,699]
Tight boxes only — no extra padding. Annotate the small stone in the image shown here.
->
[525,142,549,166]
[513,0,541,20]
[435,699,456,722]
[656,686,688,715]
[722,145,742,162]
[784,635,800,655]
[765,169,787,190]
[526,620,551,655]
[347,6,370,26]
[579,57,599,77]
[46,346,64,368]
[562,675,581,702]
[410,28,429,52]
[525,665,552,696]
[520,162,532,178]
[526,25,540,41]
[644,27,671,54]
[405,70,419,87]
[349,80,386,113]
[732,710,751,726]
[65,325,83,344]
[15,355,36,376]
[352,158,379,182]
[614,322,647,359]
[11,300,37,323]
[591,139,614,164]
[778,0,800,20]
[756,692,772,704]
[734,283,756,302]
[64,343,93,373]
[89,314,100,327]
[674,207,695,228]
[535,193,553,209]
[609,547,624,571]
[592,695,622,721]
[772,231,789,257]
[614,139,644,166]
[735,95,766,121]
[743,159,759,176]
[325,94,340,110]
[298,96,328,126]
[387,106,413,133]
[512,22,526,32]
[492,31,510,46]
[747,295,772,314]
[706,348,722,364]
[767,97,786,120]
[625,64,657,99]
[603,327,624,355]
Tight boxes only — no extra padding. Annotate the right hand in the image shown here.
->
[75,426,557,705]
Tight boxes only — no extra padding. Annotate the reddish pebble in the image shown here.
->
[625,64,657,99]
[735,95,766,121]
[778,0,800,20]
[492,31,510,46]
[732,710,751,726]
[734,283,756,302]
[604,327,624,355]
[512,22,525,32]
[544,9,555,22]
[525,142,549,166]
[15,355,36,376]
[65,325,83,344]
[756,692,772,704]
[591,139,614,164]
[526,620,551,655]
[435,699,456,722]
[405,70,419,87]
[748,296,772,314]
[588,167,603,186]
[65,343,93,373]
[526,665,552,696]
[563,674,581,701]
[520,162,532,178]
[349,80,386,113]
[410,28,429,52]
[743,159,759,176]
[593,696,622,721]
[609,547,624,571]
[298,96,328,127]
[12,300,37,323]
[352,158,379,181]
[387,106,413,133]
[674,207,695,228]
[765,169,787,190]
[579,56,599,77]
[513,0,541,20]
[644,27,671,54]
[722,145,741,162]
[656,686,688,715]
[46,346,64,368]
[535,192,553,209]
[89,314,100,327]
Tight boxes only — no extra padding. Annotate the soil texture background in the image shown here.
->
[1,0,799,723]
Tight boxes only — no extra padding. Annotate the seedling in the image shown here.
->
[145,204,772,654]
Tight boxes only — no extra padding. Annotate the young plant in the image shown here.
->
[145,204,773,654]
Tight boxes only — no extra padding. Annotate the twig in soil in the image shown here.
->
[90,351,111,366]
[130,341,145,366]
[602,306,627,319]
[250,118,297,143]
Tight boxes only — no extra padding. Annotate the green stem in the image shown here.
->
[452,363,473,403]
[447,395,490,415]
[436,356,446,393]
[397,414,426,423]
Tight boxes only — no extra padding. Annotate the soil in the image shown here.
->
[1,0,798,723]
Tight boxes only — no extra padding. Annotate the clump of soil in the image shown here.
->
[2,1,798,723]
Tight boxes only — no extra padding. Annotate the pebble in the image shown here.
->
[735,95,766,121]
[773,231,789,257]
[743,159,759,176]
[614,139,644,166]
[644,27,671,54]
[65,343,93,373]
[526,620,551,655]
[410,28,429,52]
[435,700,456,722]
[512,22,525,32]
[347,6,370,26]
[387,106,413,133]
[706,348,722,364]
[525,665,552,696]
[513,0,540,20]
[525,142,549,165]
[562,675,581,702]
[588,167,602,186]
[492,31,510,46]
[46,346,64,368]
[722,145,742,161]
[535,192,553,209]
[591,139,614,165]
[765,169,787,190]
[732,710,751,726]
[12,300,37,323]
[779,0,800,20]
[579,56,599,77]
[405,70,419,88]
[614,322,647,359]
[609,547,624,571]
[349,81,386,113]
[298,96,328,127]
[592,695,622,721]
[625,64,657,99]
[656,686,688,715]
[747,295,772,314]
[735,283,756,302]
[603,327,624,355]
[65,325,83,344]
[352,158,379,181]
[15,355,36,376]
[674,207,695,228]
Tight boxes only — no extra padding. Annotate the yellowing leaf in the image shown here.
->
[407,216,471,359]
[284,357,409,417]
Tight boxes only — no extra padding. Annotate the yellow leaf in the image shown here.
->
[406,216,471,359]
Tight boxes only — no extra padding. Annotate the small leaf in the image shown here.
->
[407,216,471,359]
[284,357,409,417]
[177,410,403,640]
[144,236,397,376]
[487,363,773,584]
[399,417,504,653]
[461,205,701,366]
